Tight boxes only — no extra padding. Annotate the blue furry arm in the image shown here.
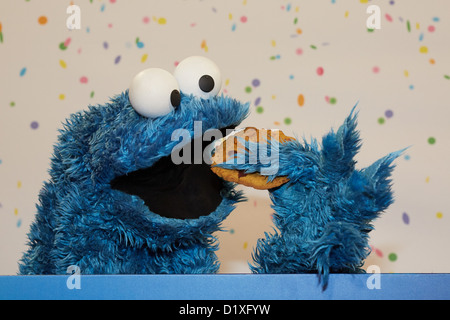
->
[219,108,404,288]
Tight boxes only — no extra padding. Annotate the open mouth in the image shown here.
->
[110,126,236,220]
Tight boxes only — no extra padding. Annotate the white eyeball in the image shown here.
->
[129,68,181,118]
[174,56,222,99]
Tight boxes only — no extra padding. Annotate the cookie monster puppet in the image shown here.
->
[19,56,402,288]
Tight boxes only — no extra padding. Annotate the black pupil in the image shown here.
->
[199,75,215,93]
[170,89,181,107]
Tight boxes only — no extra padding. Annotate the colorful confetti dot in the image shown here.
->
[245,86,252,93]
[58,94,65,100]
[158,17,167,25]
[402,212,410,225]
[297,94,305,107]
[30,121,39,130]
[436,212,443,219]
[329,97,337,104]
[240,16,248,23]
[419,46,428,54]
[385,109,393,118]
[141,53,148,63]
[316,67,324,76]
[388,253,398,262]
[143,16,150,24]
[372,66,380,74]
[295,48,303,55]
[378,117,385,124]
[38,16,48,25]
[80,76,88,84]
[428,137,436,145]
[284,117,292,125]
[19,67,27,77]
[114,55,121,64]
[252,79,260,87]
[59,60,67,69]
[256,106,264,114]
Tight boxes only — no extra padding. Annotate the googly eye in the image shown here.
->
[129,68,181,118]
[174,56,222,99]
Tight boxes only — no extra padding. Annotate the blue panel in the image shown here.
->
[0,274,449,300]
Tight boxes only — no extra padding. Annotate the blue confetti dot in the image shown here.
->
[20,67,27,77]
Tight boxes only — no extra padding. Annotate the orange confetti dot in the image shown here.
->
[0,22,2,32]
[296,28,302,34]
[38,16,48,25]
[429,58,435,65]
[297,94,305,107]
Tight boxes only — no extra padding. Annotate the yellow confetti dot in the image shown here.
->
[425,176,430,183]
[228,13,233,20]
[416,22,420,30]
[59,94,65,100]
[141,53,148,63]
[17,181,22,188]
[345,11,349,18]
[404,70,409,77]
[157,17,167,25]
[243,242,248,249]
[271,95,276,100]
[436,212,443,219]
[225,79,230,86]
[14,208,18,216]
[360,0,368,3]
[59,59,67,69]
[271,40,276,47]
[419,46,428,54]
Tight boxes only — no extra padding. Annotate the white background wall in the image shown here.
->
[0,0,449,275]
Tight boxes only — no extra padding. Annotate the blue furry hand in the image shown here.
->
[217,107,404,287]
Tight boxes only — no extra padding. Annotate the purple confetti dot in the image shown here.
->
[30,121,39,130]
[252,79,260,87]
[385,110,394,118]
[402,212,410,225]
[254,97,261,106]
[103,41,109,49]
[114,55,121,64]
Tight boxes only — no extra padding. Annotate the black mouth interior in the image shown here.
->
[110,126,235,220]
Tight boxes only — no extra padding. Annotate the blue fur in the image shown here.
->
[19,87,401,291]
[19,91,249,274]
[219,105,403,288]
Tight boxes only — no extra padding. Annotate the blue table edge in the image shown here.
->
[1,273,449,300]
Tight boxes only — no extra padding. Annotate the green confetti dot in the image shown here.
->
[388,253,398,262]
[329,97,337,104]
[428,137,436,145]
[256,106,264,114]
[90,91,95,98]
[444,75,450,80]
[367,28,374,32]
[378,117,385,124]
[59,42,67,50]
[10,101,15,107]
[284,117,292,125]
[310,44,317,50]
[245,86,252,93]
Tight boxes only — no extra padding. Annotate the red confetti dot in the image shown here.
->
[428,25,435,32]
[80,76,88,84]
[316,67,324,76]
[373,66,380,73]
[240,16,247,23]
